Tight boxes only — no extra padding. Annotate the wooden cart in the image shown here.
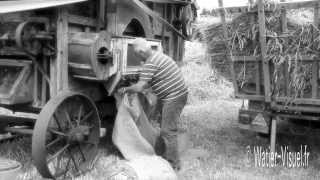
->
[214,0,320,152]
[0,0,196,178]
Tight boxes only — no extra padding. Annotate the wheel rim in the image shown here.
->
[32,92,100,179]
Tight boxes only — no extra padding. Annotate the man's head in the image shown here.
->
[132,38,152,61]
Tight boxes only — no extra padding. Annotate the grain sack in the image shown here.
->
[106,156,177,180]
[112,93,158,160]
[111,93,177,180]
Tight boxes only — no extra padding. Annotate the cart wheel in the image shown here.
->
[32,91,100,179]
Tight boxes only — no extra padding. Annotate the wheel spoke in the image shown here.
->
[81,110,94,123]
[46,136,64,149]
[53,156,71,178]
[68,151,81,173]
[82,141,96,146]
[48,144,70,163]
[77,144,86,161]
[64,109,74,128]
[49,128,67,137]
[62,157,72,179]
[77,105,83,126]
[53,114,63,131]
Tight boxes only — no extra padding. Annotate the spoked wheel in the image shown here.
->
[32,92,101,179]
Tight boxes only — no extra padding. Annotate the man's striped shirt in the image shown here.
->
[140,51,188,101]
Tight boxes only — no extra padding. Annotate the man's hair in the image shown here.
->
[132,38,151,52]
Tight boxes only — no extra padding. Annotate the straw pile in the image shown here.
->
[198,3,319,98]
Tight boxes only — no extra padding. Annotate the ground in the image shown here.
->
[1,41,320,180]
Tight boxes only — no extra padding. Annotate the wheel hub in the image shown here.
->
[67,125,89,143]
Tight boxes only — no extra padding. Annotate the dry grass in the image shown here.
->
[182,42,234,105]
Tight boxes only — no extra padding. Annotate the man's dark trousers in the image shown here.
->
[157,93,188,169]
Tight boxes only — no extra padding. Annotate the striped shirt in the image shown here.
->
[140,51,188,101]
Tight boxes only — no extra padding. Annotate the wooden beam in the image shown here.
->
[143,0,190,5]
[218,0,239,95]
[50,56,57,97]
[312,2,320,98]
[275,96,320,105]
[272,104,320,113]
[106,0,117,35]
[238,123,269,134]
[258,0,271,102]
[280,0,289,97]
[41,59,47,106]
[212,0,319,14]
[33,63,39,106]
[98,0,106,30]
[235,94,265,101]
[270,117,277,153]
[57,7,69,92]
[67,14,97,27]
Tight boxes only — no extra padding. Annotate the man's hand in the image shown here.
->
[117,81,148,95]
[117,87,127,94]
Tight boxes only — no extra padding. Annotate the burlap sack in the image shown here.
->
[111,93,177,180]
[106,155,178,180]
[112,93,157,160]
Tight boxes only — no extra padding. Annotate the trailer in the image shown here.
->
[0,0,197,179]
[213,0,320,152]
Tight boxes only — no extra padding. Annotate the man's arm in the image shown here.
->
[122,80,148,93]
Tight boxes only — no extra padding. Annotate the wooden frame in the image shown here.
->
[111,36,163,75]
[0,60,33,104]
[217,0,320,152]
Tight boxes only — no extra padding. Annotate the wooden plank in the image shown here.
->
[57,8,69,91]
[41,59,47,106]
[238,124,269,134]
[281,0,289,96]
[0,59,32,66]
[50,56,57,97]
[67,14,97,27]
[212,0,318,14]
[312,2,320,98]
[270,117,277,153]
[246,6,261,95]
[218,0,239,95]
[277,113,320,121]
[278,0,317,10]
[275,97,320,105]
[258,0,271,102]
[98,0,106,30]
[235,94,265,101]
[33,63,39,106]
[143,0,190,5]
[231,56,259,62]
[106,0,117,35]
[272,104,320,113]
[229,55,316,62]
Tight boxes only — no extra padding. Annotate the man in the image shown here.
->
[119,38,188,170]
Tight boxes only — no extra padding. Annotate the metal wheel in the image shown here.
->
[15,21,43,56]
[32,91,101,179]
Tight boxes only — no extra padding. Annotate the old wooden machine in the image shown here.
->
[213,0,320,152]
[0,0,196,178]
